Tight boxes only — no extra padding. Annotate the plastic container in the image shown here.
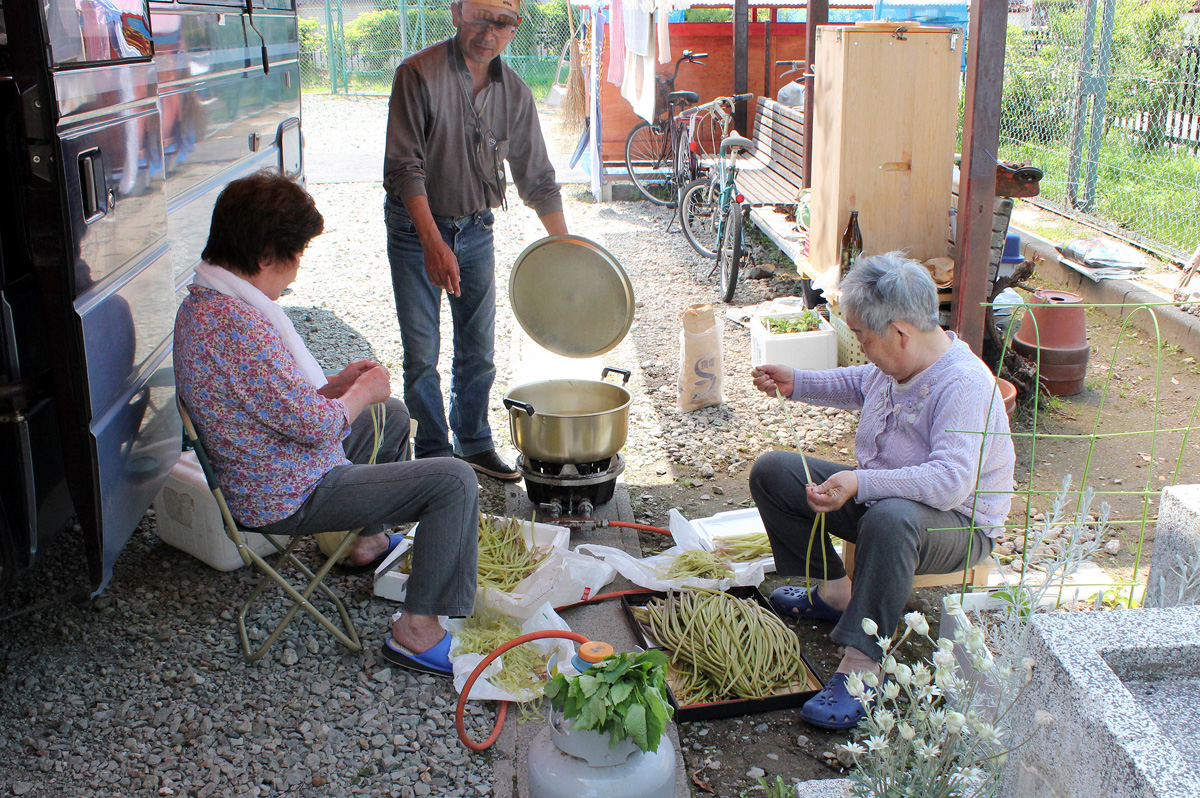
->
[374,515,570,602]
[749,311,837,371]
[152,451,277,571]
[997,232,1024,280]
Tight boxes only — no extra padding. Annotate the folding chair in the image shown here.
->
[177,396,364,662]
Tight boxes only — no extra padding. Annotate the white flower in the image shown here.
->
[842,742,866,757]
[976,657,996,673]
[882,681,901,701]
[904,611,930,636]
[1022,657,1036,671]
[893,663,913,687]
[936,638,955,653]
[933,650,956,671]
[927,708,946,729]
[865,734,889,752]
[943,594,962,615]
[872,708,896,732]
[975,722,1001,744]
[897,721,916,741]
[845,673,865,698]
[863,672,879,688]
[882,655,898,675]
[915,740,942,759]
[946,711,967,735]
[861,617,879,636]
[1035,710,1054,728]
[912,664,933,687]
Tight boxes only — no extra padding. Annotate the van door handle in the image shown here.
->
[79,149,108,222]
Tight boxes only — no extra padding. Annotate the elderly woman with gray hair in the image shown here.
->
[749,252,1015,730]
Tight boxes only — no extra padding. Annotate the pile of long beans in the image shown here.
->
[631,589,807,705]
[659,549,734,580]
[712,532,773,563]
[450,609,550,697]
[477,514,549,592]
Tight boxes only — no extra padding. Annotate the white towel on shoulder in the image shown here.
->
[192,261,328,389]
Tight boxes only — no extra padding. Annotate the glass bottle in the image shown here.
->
[840,210,863,280]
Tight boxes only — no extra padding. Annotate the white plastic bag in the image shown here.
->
[667,508,776,573]
[479,547,616,620]
[678,304,725,411]
[573,542,766,591]
[446,603,579,702]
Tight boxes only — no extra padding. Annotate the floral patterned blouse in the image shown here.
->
[174,285,351,527]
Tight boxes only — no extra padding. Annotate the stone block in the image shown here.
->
[1002,606,1200,798]
[1146,485,1200,608]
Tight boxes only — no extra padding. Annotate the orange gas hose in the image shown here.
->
[455,630,591,751]
[608,521,672,535]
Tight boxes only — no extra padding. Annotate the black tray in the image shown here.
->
[620,586,826,722]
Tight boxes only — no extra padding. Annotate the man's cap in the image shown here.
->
[461,0,521,21]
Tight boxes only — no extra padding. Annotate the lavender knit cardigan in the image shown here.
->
[789,334,1016,535]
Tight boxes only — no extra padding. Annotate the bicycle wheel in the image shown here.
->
[625,121,676,207]
[717,200,744,303]
[673,126,697,204]
[680,178,719,258]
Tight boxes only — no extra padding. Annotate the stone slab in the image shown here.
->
[794,778,853,797]
[491,480,690,798]
[1145,484,1200,608]
[1002,606,1200,798]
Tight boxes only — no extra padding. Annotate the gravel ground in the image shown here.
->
[0,95,857,798]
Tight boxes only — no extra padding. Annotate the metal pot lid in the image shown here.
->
[508,234,634,358]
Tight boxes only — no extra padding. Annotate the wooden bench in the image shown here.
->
[732,97,814,277]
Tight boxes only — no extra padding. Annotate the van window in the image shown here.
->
[47,0,153,66]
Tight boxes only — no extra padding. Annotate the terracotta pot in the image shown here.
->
[1014,290,1087,350]
[1012,290,1089,396]
[997,377,1017,420]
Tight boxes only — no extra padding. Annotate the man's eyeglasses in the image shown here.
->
[460,10,520,36]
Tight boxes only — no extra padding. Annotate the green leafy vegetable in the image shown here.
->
[544,649,674,753]
[764,310,821,335]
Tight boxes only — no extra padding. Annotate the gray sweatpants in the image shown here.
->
[259,397,479,617]
[749,451,993,660]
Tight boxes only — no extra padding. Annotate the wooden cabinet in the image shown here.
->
[809,22,961,286]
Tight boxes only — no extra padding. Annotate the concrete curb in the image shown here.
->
[1011,227,1200,358]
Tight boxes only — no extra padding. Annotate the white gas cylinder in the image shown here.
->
[527,712,677,798]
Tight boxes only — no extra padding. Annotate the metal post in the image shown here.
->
[324,0,337,94]
[1066,0,1098,210]
[733,0,749,134]
[399,0,409,57]
[336,0,347,92]
[1082,0,1116,211]
[950,0,1007,355]
[802,0,828,188]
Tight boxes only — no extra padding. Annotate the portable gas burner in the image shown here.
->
[517,454,625,517]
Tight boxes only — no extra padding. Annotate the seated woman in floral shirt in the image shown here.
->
[174,170,478,676]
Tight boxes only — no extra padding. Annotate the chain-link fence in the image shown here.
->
[1001,0,1200,262]
[298,0,573,99]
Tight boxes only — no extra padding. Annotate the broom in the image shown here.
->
[559,0,587,135]
[561,37,587,135]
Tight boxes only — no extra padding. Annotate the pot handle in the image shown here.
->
[601,367,631,384]
[503,398,535,416]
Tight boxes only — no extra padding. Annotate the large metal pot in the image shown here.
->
[503,368,631,464]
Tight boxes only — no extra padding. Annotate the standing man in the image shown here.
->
[384,0,567,481]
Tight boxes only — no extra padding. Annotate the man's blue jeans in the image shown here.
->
[385,197,497,460]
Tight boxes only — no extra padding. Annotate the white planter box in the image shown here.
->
[374,515,569,602]
[750,312,837,371]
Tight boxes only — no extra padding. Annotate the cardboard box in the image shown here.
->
[152,451,277,571]
[750,311,837,371]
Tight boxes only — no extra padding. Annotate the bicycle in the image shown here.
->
[623,50,708,207]
[679,132,754,302]
[676,94,751,256]
[672,92,754,210]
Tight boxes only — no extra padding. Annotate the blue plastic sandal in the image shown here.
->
[800,672,870,730]
[769,585,843,624]
[380,632,454,677]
